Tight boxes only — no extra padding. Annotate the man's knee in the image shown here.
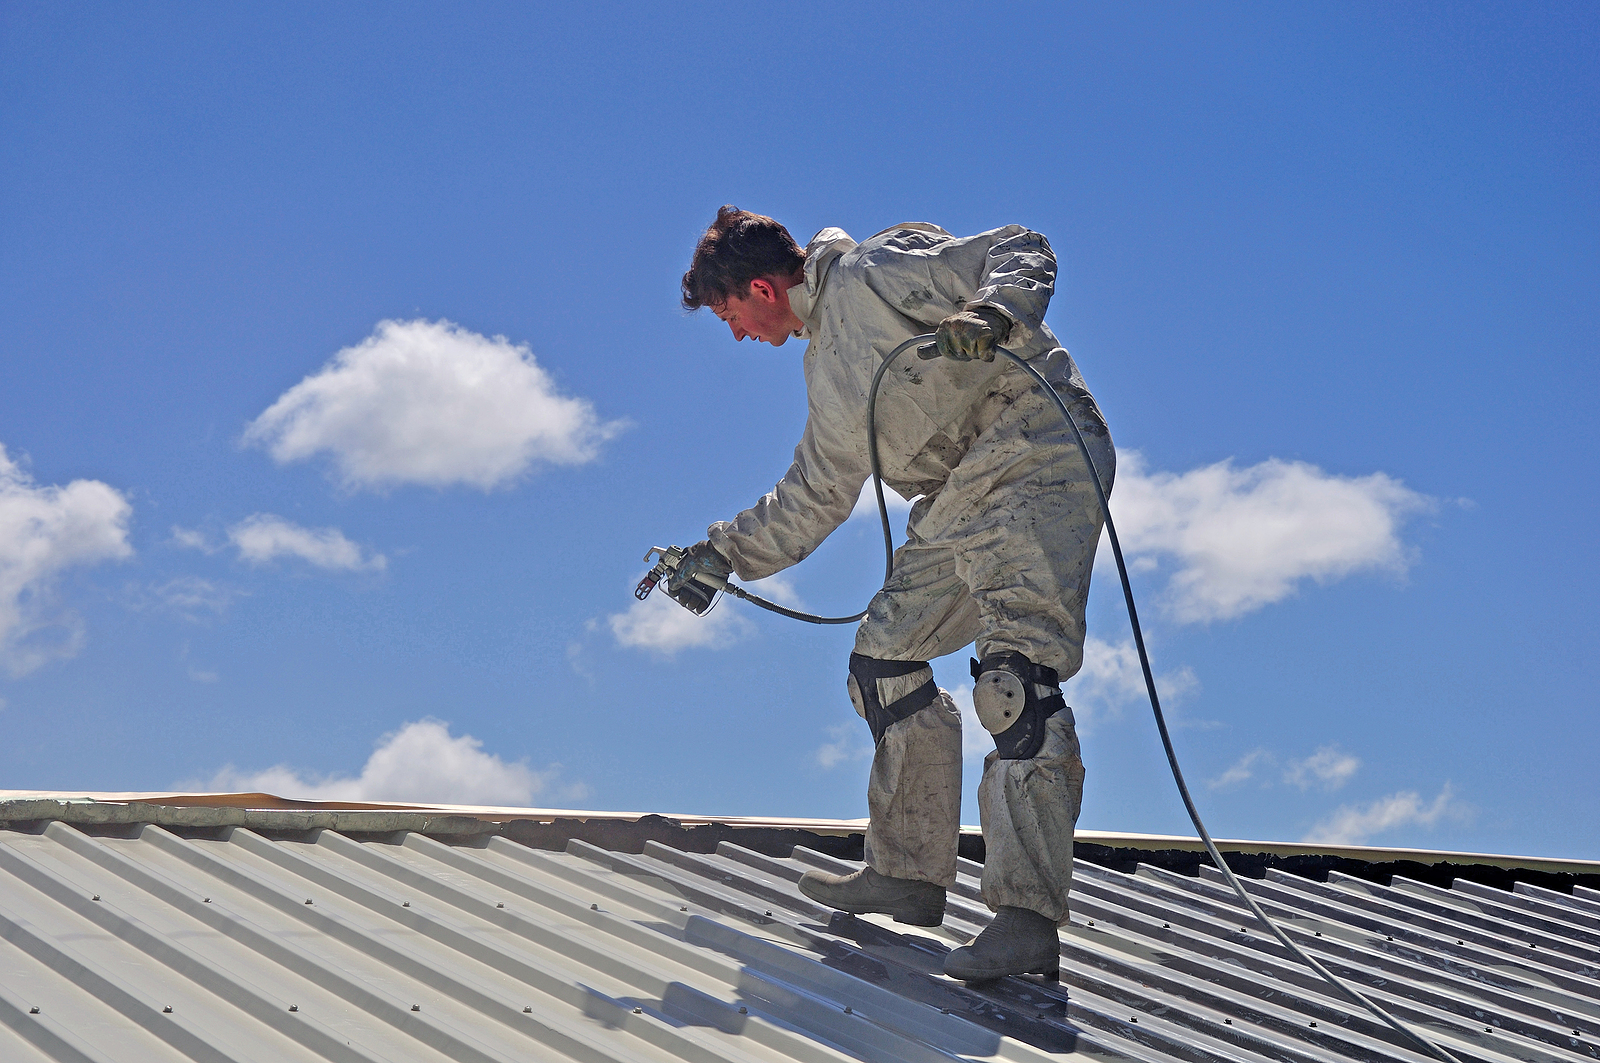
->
[848,653,939,745]
[970,650,1067,760]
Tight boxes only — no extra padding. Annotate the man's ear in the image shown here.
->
[747,277,778,304]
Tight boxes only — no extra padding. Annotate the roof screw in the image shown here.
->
[29,1006,39,1014]
[843,1006,852,1014]
[1314,931,1322,937]
[305,899,313,905]
[1457,939,1463,944]
[765,910,773,916]
[1385,935,1392,941]
[1310,1021,1318,1028]
[92,895,101,901]
[738,1006,748,1015]
[632,1007,642,1014]
[1530,943,1537,948]
[1485,1027,1493,1033]
[403,902,410,907]
[680,906,688,912]
[289,1005,298,1012]
[163,1006,173,1013]
[203,898,211,903]
[523,1007,532,1013]
[411,1004,420,1012]
[497,902,505,908]
[1129,1016,1138,1023]
[1087,920,1094,926]
[590,903,599,911]
[1224,1019,1232,1025]
[1162,923,1169,928]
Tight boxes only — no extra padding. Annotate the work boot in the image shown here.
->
[797,865,946,927]
[943,905,1060,981]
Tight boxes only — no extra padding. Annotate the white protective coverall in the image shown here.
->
[707,224,1114,923]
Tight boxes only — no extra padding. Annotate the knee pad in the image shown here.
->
[848,653,938,745]
[971,651,1066,760]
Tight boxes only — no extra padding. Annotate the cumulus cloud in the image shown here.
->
[1302,784,1467,845]
[243,319,622,491]
[192,718,586,806]
[609,574,797,657]
[1209,748,1273,790]
[147,576,240,620]
[1209,743,1362,792]
[848,480,915,524]
[1111,452,1433,623]
[1062,635,1198,733]
[170,525,214,552]
[814,721,874,769]
[1284,744,1361,792]
[227,514,386,572]
[0,445,133,674]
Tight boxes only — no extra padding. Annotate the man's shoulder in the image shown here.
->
[855,222,952,252]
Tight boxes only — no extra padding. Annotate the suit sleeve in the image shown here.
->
[706,381,870,581]
[862,224,1057,348]
[960,226,1056,348]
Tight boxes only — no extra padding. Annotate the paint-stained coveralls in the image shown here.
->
[707,224,1114,923]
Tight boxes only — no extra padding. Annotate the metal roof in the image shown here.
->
[2,811,1597,1063]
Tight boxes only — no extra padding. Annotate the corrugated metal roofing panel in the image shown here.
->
[1,818,1595,1063]
[11,793,1600,880]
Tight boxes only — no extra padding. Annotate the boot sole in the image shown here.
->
[796,883,945,927]
[946,961,1060,982]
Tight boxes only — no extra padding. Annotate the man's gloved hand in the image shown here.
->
[672,540,733,591]
[929,307,1013,362]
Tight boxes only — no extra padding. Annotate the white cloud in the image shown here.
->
[1061,635,1198,732]
[848,480,915,524]
[192,718,585,806]
[170,525,215,552]
[609,589,753,656]
[149,576,239,620]
[1209,743,1362,792]
[814,721,874,769]
[0,445,133,674]
[227,514,386,572]
[1302,784,1467,845]
[243,318,622,491]
[1209,748,1272,790]
[949,683,997,760]
[1284,744,1361,792]
[1110,452,1433,623]
[608,574,797,657]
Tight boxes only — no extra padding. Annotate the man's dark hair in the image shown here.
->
[681,206,805,311]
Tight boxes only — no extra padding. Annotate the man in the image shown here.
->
[677,206,1114,981]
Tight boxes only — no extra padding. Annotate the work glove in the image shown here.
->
[927,307,1013,362]
[672,540,733,590]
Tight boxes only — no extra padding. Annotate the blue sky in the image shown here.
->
[2,3,1595,859]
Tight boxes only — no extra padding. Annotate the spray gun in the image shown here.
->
[635,546,726,615]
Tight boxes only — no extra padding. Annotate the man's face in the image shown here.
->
[714,278,802,346]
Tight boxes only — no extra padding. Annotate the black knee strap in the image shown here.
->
[850,652,938,745]
[971,651,1066,760]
